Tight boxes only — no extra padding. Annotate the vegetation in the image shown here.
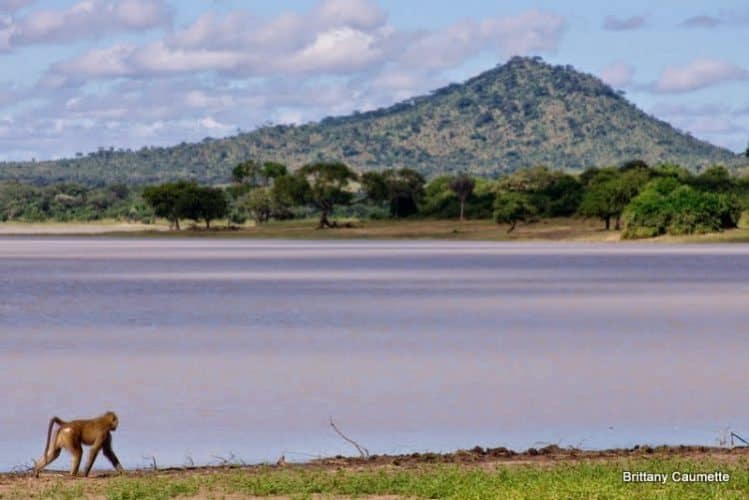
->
[0,57,743,186]
[0,182,150,223]
[3,159,748,240]
[142,182,228,229]
[449,173,475,221]
[6,456,749,499]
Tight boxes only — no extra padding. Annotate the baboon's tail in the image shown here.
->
[44,417,64,454]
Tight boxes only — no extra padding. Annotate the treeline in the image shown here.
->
[2,159,748,239]
[0,182,152,222]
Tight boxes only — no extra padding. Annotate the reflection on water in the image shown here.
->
[1,238,748,470]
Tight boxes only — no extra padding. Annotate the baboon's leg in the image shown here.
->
[70,445,83,476]
[102,435,123,473]
[83,440,103,477]
[34,446,61,477]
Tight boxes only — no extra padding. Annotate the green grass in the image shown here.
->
[5,457,749,499]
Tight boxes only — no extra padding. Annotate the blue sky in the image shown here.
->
[0,0,747,160]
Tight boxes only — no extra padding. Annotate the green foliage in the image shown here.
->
[578,166,651,229]
[142,181,192,229]
[622,179,742,239]
[360,168,426,217]
[143,182,228,229]
[238,187,273,224]
[0,57,739,186]
[361,171,389,203]
[691,165,735,193]
[494,191,537,232]
[297,161,358,227]
[0,181,144,223]
[498,166,583,217]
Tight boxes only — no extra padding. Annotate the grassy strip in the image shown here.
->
[3,217,749,242]
[5,457,749,500]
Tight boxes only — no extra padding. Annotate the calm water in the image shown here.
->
[2,238,749,471]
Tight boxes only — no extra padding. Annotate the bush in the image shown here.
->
[622,181,741,239]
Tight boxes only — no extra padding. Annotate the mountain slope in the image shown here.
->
[0,57,741,185]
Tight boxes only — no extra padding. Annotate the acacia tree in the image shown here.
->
[298,162,357,228]
[494,192,536,233]
[142,181,194,230]
[177,184,228,229]
[449,173,475,221]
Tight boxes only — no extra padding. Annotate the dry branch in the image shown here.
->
[329,417,369,458]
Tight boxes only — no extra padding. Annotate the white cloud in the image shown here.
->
[47,5,564,84]
[1,0,172,50]
[284,27,384,73]
[603,15,646,31]
[654,59,747,93]
[313,0,387,31]
[6,3,568,160]
[599,62,633,88]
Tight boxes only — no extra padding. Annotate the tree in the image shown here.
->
[232,160,262,187]
[177,185,228,229]
[298,162,358,228]
[271,174,311,216]
[691,165,735,193]
[240,187,273,224]
[578,167,650,230]
[384,168,425,218]
[449,173,475,221]
[260,162,288,184]
[494,192,536,233]
[142,181,194,230]
[361,169,425,218]
[361,172,389,204]
[233,160,288,187]
[745,141,749,158]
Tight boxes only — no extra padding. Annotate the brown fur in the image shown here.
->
[33,411,124,477]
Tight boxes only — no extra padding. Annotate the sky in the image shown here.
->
[0,0,747,161]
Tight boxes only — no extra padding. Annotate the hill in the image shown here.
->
[0,56,742,186]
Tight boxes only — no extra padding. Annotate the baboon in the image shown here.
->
[33,411,124,478]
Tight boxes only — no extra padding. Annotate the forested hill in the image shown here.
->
[0,56,742,186]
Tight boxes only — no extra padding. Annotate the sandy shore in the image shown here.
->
[0,222,169,235]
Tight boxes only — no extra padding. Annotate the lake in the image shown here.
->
[1,238,748,471]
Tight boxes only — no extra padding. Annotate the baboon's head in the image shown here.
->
[104,411,119,431]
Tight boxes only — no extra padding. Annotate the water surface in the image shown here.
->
[1,238,748,471]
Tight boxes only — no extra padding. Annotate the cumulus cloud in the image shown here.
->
[654,59,747,93]
[603,15,646,31]
[599,62,634,88]
[46,4,564,85]
[0,0,172,50]
[6,2,568,159]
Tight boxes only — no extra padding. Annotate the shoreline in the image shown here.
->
[3,444,748,498]
[1,218,748,243]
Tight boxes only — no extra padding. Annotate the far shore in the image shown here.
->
[2,217,749,243]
